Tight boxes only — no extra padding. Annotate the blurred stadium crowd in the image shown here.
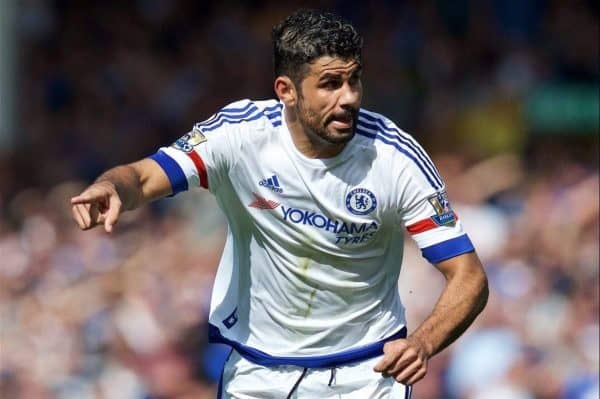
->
[1,1,598,398]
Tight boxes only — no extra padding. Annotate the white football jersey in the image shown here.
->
[150,99,474,367]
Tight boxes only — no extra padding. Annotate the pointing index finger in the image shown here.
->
[71,186,108,204]
[71,195,91,204]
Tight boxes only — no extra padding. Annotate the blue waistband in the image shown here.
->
[208,324,407,368]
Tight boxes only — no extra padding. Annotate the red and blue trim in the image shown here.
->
[186,150,208,189]
[421,235,474,264]
[406,212,458,234]
[150,151,188,195]
[150,149,209,195]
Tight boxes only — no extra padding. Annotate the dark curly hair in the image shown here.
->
[272,9,363,85]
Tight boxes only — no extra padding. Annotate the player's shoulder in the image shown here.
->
[356,108,412,143]
[254,99,284,127]
[355,107,424,158]
[194,98,282,135]
[253,98,283,113]
[219,98,281,114]
[355,107,444,189]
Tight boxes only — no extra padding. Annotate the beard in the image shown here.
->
[296,96,358,146]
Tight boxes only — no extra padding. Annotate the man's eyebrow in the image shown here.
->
[319,72,343,80]
[319,66,362,80]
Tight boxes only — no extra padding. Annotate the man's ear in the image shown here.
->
[274,76,298,107]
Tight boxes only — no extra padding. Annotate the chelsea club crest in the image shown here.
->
[345,188,377,215]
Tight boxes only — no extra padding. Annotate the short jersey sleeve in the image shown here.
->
[149,99,258,195]
[391,133,475,264]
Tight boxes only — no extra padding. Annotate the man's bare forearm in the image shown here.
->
[95,165,144,211]
[72,159,170,232]
[409,253,489,357]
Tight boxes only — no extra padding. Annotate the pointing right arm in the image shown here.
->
[71,99,256,233]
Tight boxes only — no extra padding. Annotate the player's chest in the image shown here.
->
[229,150,393,250]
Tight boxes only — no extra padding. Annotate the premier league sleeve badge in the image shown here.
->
[171,126,207,153]
[427,191,456,226]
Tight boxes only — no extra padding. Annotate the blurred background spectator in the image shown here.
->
[0,1,598,398]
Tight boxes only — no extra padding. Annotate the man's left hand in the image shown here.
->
[373,336,429,385]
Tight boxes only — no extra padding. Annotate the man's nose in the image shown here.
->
[339,82,361,107]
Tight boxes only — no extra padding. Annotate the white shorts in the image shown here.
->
[218,350,413,399]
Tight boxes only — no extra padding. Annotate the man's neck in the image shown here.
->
[284,108,346,159]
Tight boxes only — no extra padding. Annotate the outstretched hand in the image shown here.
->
[373,336,430,386]
[71,181,122,233]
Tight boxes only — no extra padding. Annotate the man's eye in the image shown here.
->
[322,80,341,89]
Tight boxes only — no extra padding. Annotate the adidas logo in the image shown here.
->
[248,192,280,209]
[259,174,283,193]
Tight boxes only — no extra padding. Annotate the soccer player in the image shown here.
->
[71,9,488,399]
